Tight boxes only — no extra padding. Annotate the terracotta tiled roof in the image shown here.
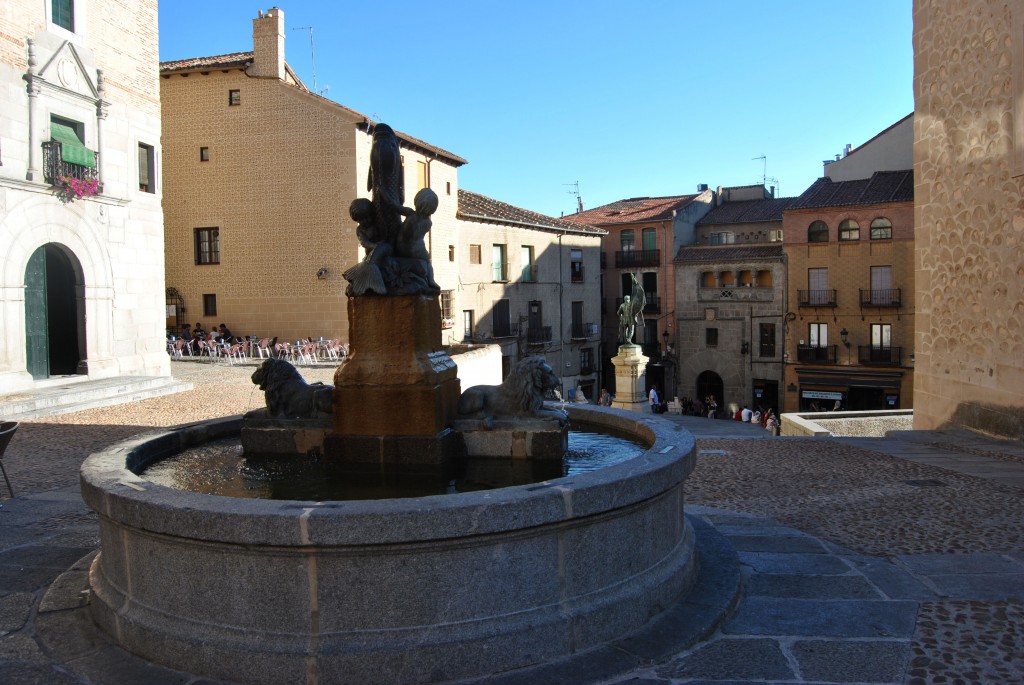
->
[160,52,254,72]
[561,194,703,226]
[159,53,467,167]
[459,190,606,236]
[674,243,784,262]
[697,197,797,226]
[789,170,914,210]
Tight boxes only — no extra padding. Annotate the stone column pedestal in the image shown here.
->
[325,295,463,473]
[610,344,649,413]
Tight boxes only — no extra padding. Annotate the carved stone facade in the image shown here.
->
[0,0,168,392]
[912,0,1024,438]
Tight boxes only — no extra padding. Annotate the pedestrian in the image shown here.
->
[649,385,660,413]
[764,408,778,435]
[751,406,762,425]
[707,395,717,419]
[741,404,752,422]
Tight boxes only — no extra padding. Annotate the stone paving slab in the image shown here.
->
[791,639,910,683]
[736,551,852,575]
[897,551,1023,575]
[723,597,919,638]
[845,556,940,601]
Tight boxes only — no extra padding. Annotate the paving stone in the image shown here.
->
[736,551,850,575]
[723,597,918,638]
[745,573,883,600]
[0,661,83,684]
[63,644,196,685]
[897,551,1022,575]
[791,638,911,683]
[726,534,829,554]
[926,572,1024,601]
[656,638,793,681]
[0,592,33,633]
[0,631,47,662]
[846,556,940,600]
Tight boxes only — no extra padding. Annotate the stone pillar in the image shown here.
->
[610,344,649,413]
[24,39,41,182]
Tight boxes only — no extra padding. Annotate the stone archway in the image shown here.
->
[696,370,724,411]
[24,243,86,379]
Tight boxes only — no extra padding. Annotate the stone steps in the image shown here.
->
[0,376,193,420]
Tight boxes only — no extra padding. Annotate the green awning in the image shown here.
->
[51,122,96,168]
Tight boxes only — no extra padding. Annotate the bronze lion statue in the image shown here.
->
[457,356,568,427]
[251,359,334,419]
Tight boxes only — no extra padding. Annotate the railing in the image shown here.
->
[615,249,660,268]
[570,322,599,340]
[797,289,837,307]
[580,364,595,376]
[796,345,837,363]
[615,294,660,314]
[521,264,538,282]
[43,141,100,185]
[527,326,552,345]
[492,321,519,339]
[571,264,585,283]
[759,342,776,358]
[859,288,901,307]
[492,261,510,282]
[858,345,902,365]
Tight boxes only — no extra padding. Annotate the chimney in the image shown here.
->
[844,143,852,157]
[251,7,285,80]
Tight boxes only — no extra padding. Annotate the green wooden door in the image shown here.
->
[25,246,49,379]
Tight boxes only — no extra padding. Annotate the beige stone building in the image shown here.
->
[160,8,466,343]
[912,0,1024,438]
[674,186,793,414]
[0,0,169,392]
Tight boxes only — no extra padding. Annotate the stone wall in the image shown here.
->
[912,0,1024,438]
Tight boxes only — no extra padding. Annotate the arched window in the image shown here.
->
[701,271,716,287]
[738,270,753,286]
[719,270,735,287]
[808,220,829,243]
[838,219,860,241]
[870,217,892,240]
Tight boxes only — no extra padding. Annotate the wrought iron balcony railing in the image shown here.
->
[520,264,538,282]
[570,322,599,340]
[859,288,901,307]
[580,364,595,376]
[492,261,510,282]
[492,321,519,339]
[527,326,552,345]
[796,345,837,363]
[858,345,902,366]
[43,141,100,186]
[615,249,660,268]
[798,289,837,307]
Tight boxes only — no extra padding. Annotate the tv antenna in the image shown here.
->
[292,26,319,94]
[564,180,583,213]
[752,154,780,195]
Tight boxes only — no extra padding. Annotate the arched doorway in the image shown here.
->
[24,244,85,379]
[696,370,724,410]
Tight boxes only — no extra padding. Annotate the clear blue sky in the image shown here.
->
[158,1,913,217]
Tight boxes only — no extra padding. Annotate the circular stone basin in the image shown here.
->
[80,405,697,685]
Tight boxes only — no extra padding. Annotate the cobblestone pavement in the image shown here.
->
[1,361,1022,684]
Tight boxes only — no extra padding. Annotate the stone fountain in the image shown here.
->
[80,124,713,685]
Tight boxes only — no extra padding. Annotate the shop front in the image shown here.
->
[796,368,904,412]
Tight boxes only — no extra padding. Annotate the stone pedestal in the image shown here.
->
[324,295,462,473]
[611,344,649,413]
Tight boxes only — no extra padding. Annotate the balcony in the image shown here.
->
[860,288,902,308]
[43,141,100,187]
[615,294,661,314]
[492,261,510,282]
[492,321,519,339]
[797,289,837,307]
[570,322,599,340]
[796,345,837,364]
[580,364,595,376]
[520,264,538,282]
[615,249,660,268]
[858,345,902,366]
[527,326,552,345]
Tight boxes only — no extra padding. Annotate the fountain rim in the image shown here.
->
[80,404,695,547]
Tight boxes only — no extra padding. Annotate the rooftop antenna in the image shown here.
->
[292,26,318,94]
[752,154,780,196]
[564,180,583,213]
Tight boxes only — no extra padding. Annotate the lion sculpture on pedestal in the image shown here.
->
[457,356,568,428]
[251,359,334,419]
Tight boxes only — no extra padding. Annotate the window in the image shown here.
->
[202,294,217,317]
[570,248,584,282]
[571,300,584,338]
[521,245,535,281]
[446,181,451,195]
[194,227,220,265]
[701,271,716,287]
[710,231,735,245]
[469,244,481,264]
[50,116,95,169]
[807,267,829,305]
[738,270,753,287]
[719,270,735,287]
[138,143,155,193]
[642,228,657,251]
[809,322,828,347]
[756,269,773,287]
[839,219,860,241]
[808,220,829,243]
[768,229,784,242]
[199,147,209,162]
[620,229,635,251]
[462,310,474,340]
[871,323,892,349]
[52,0,74,32]
[870,217,892,240]
[448,245,455,262]
[440,291,453,318]
[416,160,429,190]
[492,244,508,281]
[228,89,241,106]
[706,327,718,347]
[759,323,776,357]
[493,298,512,337]
[580,348,594,374]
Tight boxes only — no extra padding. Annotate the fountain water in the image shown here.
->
[80,124,708,684]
